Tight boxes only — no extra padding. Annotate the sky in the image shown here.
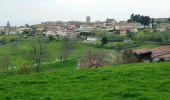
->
[0,0,170,26]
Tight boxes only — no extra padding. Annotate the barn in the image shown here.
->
[134,48,152,61]
[152,46,170,61]
[134,45,170,62]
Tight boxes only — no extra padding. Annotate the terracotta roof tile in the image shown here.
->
[151,45,170,57]
[134,48,151,55]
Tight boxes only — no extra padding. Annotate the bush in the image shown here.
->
[101,37,108,46]
[83,40,102,48]
[104,42,141,50]
[0,36,7,44]
[77,52,122,68]
[134,31,170,42]
[9,37,17,42]
[111,35,126,42]
[17,64,32,74]
[0,35,18,44]
[122,49,139,63]
[104,42,114,49]
[48,35,54,42]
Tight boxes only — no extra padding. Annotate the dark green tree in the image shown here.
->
[130,14,151,26]
[130,13,135,21]
[168,17,170,24]
[48,35,54,42]
[101,37,108,46]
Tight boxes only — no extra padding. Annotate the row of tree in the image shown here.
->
[129,14,151,26]
[134,31,170,42]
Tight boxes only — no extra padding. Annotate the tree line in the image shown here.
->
[128,14,151,26]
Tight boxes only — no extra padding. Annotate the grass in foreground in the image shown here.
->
[0,62,170,100]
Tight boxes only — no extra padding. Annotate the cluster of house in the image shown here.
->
[0,25,29,35]
[0,17,170,36]
[152,18,170,32]
[134,45,170,62]
[31,18,145,36]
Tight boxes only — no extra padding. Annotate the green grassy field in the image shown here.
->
[0,35,169,100]
[0,62,170,100]
[0,36,115,68]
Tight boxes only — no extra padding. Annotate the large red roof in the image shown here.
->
[134,48,151,55]
[134,45,170,57]
[151,45,170,57]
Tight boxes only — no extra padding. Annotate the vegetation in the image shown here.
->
[29,36,47,72]
[0,35,114,70]
[0,62,170,99]
[129,14,151,26]
[101,36,108,46]
[134,31,170,42]
[0,35,18,44]
[0,31,169,99]
[122,49,139,63]
[168,17,170,24]
[60,36,76,61]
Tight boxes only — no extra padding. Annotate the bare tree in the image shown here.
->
[30,36,47,72]
[0,55,11,70]
[60,36,75,61]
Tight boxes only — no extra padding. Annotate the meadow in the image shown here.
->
[0,62,170,100]
[0,35,115,68]
[0,35,169,100]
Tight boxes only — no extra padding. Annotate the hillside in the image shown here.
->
[0,36,116,68]
[0,62,170,100]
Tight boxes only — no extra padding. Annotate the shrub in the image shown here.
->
[17,64,32,74]
[101,37,108,46]
[83,40,102,48]
[0,36,7,44]
[122,49,139,63]
[134,31,170,42]
[48,35,54,42]
[9,37,17,42]
[77,52,122,68]
[104,42,114,49]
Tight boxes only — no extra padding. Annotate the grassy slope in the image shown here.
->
[0,62,170,100]
[0,37,114,67]
[132,43,160,50]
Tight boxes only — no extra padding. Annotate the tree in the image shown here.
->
[48,35,54,42]
[25,24,30,28]
[60,36,75,61]
[130,14,151,26]
[141,16,151,27]
[101,37,108,46]
[130,13,135,21]
[168,17,170,24]
[0,55,11,70]
[30,36,47,72]
[122,49,139,63]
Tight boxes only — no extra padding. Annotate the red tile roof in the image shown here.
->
[134,48,151,55]
[151,45,170,57]
[134,45,170,57]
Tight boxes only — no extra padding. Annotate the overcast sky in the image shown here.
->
[0,0,170,26]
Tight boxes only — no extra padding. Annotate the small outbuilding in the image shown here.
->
[134,48,152,61]
[134,45,170,62]
[151,46,170,61]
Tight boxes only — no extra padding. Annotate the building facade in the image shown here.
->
[86,16,91,23]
